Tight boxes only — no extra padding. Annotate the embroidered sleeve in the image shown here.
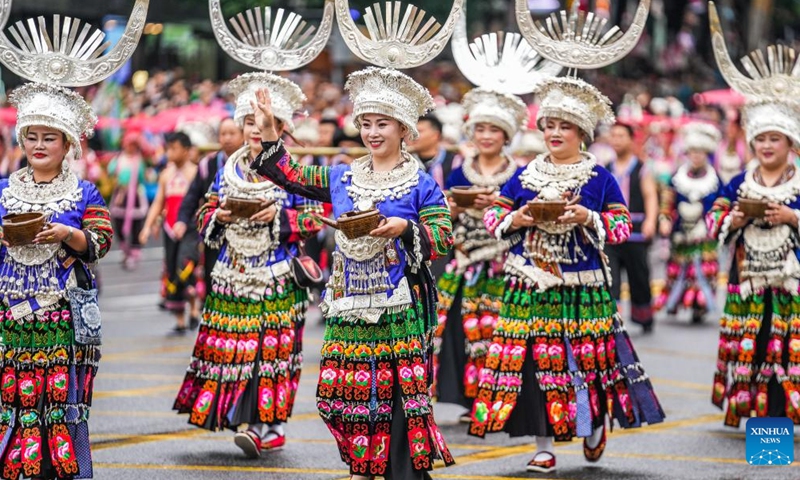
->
[598,175,633,245]
[78,185,113,262]
[706,178,738,241]
[660,185,676,222]
[251,140,332,203]
[402,176,452,262]
[416,205,452,261]
[600,202,632,245]
[197,171,226,249]
[279,194,325,243]
[707,196,733,241]
[485,195,515,240]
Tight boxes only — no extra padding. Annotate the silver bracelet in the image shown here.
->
[65,226,74,243]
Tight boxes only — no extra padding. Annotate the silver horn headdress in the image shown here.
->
[210,0,335,131]
[335,1,462,139]
[0,0,149,158]
[515,1,651,139]
[452,6,560,95]
[515,0,651,70]
[708,1,800,146]
[452,5,559,139]
[336,0,464,69]
[210,0,334,72]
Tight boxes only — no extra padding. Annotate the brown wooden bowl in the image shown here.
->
[226,197,274,219]
[527,200,567,223]
[320,209,384,239]
[450,186,493,208]
[3,212,47,246]
[737,198,769,219]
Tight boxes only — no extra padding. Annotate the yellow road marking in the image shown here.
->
[92,410,178,418]
[93,429,206,451]
[94,383,177,399]
[99,373,184,381]
[651,377,710,392]
[639,347,716,361]
[94,462,568,480]
[101,344,189,361]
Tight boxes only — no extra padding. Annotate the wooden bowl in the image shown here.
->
[337,209,384,239]
[3,212,47,246]
[737,198,769,218]
[527,200,567,223]
[226,197,271,219]
[450,186,493,208]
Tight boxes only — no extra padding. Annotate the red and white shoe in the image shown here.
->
[526,452,556,473]
[583,424,607,463]
[234,431,262,459]
[261,432,286,451]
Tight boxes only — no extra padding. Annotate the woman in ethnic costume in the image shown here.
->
[706,3,800,429]
[707,99,800,427]
[0,0,148,476]
[107,130,151,270]
[469,76,665,473]
[173,73,322,456]
[434,88,527,420]
[655,122,723,323]
[249,64,455,479]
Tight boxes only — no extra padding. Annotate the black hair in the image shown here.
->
[165,131,192,148]
[418,114,443,133]
[611,122,635,138]
[332,127,364,147]
[320,118,339,128]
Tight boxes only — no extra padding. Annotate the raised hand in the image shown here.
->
[250,88,280,142]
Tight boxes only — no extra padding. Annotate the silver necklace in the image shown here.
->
[519,152,597,200]
[462,155,517,188]
[1,167,81,214]
[345,153,419,211]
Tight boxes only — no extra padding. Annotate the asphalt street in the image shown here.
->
[88,245,798,480]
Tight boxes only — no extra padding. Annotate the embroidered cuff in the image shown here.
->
[587,211,605,246]
[204,210,226,250]
[494,213,515,241]
[793,209,800,234]
[402,221,423,273]
[253,139,285,169]
[718,214,733,245]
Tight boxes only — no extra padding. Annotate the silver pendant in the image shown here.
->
[356,198,374,212]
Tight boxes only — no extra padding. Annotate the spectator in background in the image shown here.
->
[328,118,364,166]
[318,118,338,148]
[174,117,243,303]
[409,114,460,189]
[605,122,659,333]
[140,132,200,334]
[108,131,153,270]
[0,130,21,179]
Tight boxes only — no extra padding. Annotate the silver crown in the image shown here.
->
[209,0,334,71]
[451,6,561,95]
[0,0,149,86]
[708,2,800,147]
[709,1,799,101]
[0,0,148,159]
[515,0,650,70]
[335,0,464,69]
[681,121,722,153]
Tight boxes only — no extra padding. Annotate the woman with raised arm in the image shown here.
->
[173,73,323,457]
[468,77,665,473]
[434,89,527,421]
[249,67,454,480]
